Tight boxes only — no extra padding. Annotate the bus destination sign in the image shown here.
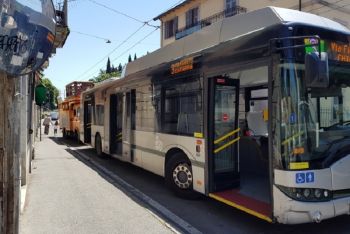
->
[171,57,194,75]
[304,39,350,63]
[328,42,350,63]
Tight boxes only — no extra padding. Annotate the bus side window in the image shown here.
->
[157,77,203,136]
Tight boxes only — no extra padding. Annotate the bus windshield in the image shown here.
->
[279,60,350,169]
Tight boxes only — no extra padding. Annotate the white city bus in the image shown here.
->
[80,7,350,224]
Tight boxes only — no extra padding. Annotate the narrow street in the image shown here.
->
[19,131,175,234]
[19,129,350,234]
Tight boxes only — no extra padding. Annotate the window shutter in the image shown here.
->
[186,11,190,27]
[194,8,199,24]
[174,16,178,34]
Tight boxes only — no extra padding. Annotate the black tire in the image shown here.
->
[165,153,201,199]
[95,134,104,157]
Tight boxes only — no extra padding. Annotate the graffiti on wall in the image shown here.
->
[0,0,56,76]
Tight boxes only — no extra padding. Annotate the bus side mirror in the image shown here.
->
[305,52,329,88]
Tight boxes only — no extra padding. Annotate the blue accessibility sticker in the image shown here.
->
[296,172,315,184]
[306,172,314,183]
[296,173,305,184]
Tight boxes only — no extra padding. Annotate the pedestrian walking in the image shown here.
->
[43,115,51,135]
[54,120,59,136]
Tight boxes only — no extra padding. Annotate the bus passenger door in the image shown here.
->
[208,77,240,192]
[123,90,136,162]
[83,100,92,143]
[110,93,123,155]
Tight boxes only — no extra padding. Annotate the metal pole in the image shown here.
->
[299,0,302,11]
[40,106,42,141]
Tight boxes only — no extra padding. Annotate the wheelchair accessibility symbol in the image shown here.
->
[296,172,315,184]
[296,173,305,184]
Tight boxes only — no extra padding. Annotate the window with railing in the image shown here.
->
[175,5,247,40]
[164,17,178,39]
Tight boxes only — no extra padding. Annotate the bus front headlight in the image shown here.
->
[277,185,332,202]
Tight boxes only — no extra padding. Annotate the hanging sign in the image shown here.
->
[0,0,56,76]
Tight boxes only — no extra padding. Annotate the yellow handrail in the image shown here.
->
[214,128,240,145]
[214,137,240,154]
[281,131,304,146]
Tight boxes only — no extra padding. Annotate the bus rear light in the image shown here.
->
[277,185,332,202]
[196,145,201,153]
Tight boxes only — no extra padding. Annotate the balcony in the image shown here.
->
[54,2,70,49]
[175,6,247,40]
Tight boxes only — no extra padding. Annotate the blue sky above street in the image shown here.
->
[46,0,183,95]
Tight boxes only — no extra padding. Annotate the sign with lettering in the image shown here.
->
[328,41,350,63]
[305,38,350,63]
[171,57,194,75]
[0,0,56,76]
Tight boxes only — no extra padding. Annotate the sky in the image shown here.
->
[45,0,183,96]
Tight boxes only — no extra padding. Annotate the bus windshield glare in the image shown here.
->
[279,59,350,169]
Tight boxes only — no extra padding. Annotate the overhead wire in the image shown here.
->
[76,24,146,80]
[70,30,111,43]
[74,0,183,80]
[111,27,159,64]
[86,0,159,28]
[80,27,159,81]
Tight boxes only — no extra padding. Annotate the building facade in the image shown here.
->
[154,0,350,47]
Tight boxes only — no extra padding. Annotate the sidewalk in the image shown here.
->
[19,133,175,234]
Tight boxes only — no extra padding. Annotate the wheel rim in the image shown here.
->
[172,163,192,189]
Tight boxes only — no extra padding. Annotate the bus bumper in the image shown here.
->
[273,185,350,224]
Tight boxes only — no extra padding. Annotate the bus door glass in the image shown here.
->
[123,90,136,161]
[84,99,92,143]
[110,93,123,155]
[209,77,240,191]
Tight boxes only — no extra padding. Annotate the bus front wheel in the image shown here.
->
[165,153,200,199]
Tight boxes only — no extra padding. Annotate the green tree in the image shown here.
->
[128,54,132,63]
[89,69,121,83]
[118,63,122,72]
[41,78,59,110]
[106,57,112,73]
[134,53,137,61]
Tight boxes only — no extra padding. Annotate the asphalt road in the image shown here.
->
[21,134,350,234]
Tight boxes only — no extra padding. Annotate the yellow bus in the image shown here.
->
[59,81,93,139]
